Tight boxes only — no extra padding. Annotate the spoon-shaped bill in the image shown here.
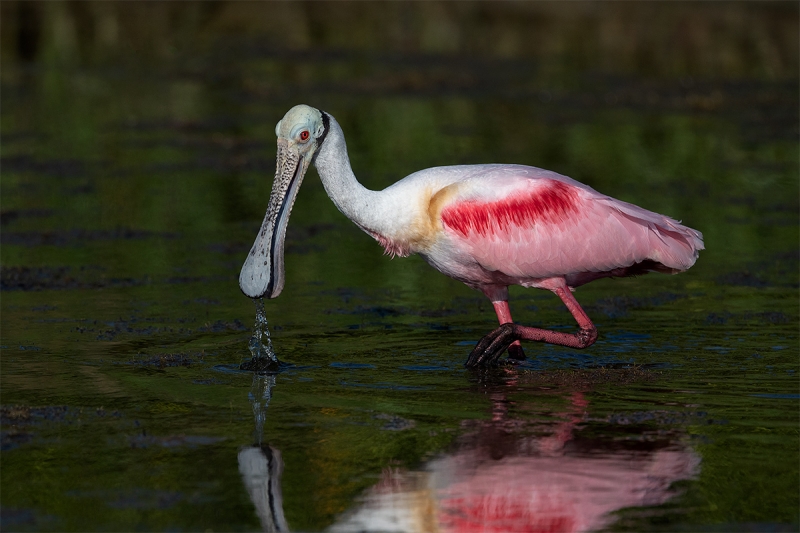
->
[239,140,310,299]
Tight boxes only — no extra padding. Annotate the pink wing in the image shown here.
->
[438,167,704,285]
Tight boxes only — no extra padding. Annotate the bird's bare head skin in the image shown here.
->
[239,105,329,299]
[274,104,327,157]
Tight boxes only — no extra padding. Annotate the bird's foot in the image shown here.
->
[465,323,519,368]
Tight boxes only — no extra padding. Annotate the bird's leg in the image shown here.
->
[491,301,526,361]
[466,287,597,368]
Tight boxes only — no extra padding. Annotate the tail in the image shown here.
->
[602,198,704,273]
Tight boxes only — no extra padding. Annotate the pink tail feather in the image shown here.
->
[602,197,704,272]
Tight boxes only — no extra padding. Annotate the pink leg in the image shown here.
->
[514,287,597,348]
[467,287,597,367]
[491,301,525,360]
[540,391,589,454]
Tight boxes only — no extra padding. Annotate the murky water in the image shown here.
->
[2,4,798,531]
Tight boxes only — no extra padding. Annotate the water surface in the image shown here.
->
[2,4,798,531]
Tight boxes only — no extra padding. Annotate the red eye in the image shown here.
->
[300,130,310,141]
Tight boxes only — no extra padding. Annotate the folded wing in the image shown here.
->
[438,169,704,286]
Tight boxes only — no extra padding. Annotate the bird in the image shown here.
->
[239,105,704,368]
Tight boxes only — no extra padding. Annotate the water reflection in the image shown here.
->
[237,371,700,533]
[330,378,700,533]
[249,372,276,443]
[238,374,290,532]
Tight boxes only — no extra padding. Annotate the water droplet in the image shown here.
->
[248,298,277,362]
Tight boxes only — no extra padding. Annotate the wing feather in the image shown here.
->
[437,172,704,283]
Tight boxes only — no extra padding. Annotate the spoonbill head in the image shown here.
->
[239,104,326,299]
[240,105,704,367]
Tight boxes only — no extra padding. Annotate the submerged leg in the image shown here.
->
[466,287,597,368]
[491,301,526,361]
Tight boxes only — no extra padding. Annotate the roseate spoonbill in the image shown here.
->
[240,105,704,367]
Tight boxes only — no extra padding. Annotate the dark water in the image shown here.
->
[2,4,798,532]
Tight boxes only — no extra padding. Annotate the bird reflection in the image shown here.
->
[249,372,276,444]
[238,373,290,533]
[330,374,700,533]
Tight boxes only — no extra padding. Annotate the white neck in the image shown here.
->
[312,115,384,234]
